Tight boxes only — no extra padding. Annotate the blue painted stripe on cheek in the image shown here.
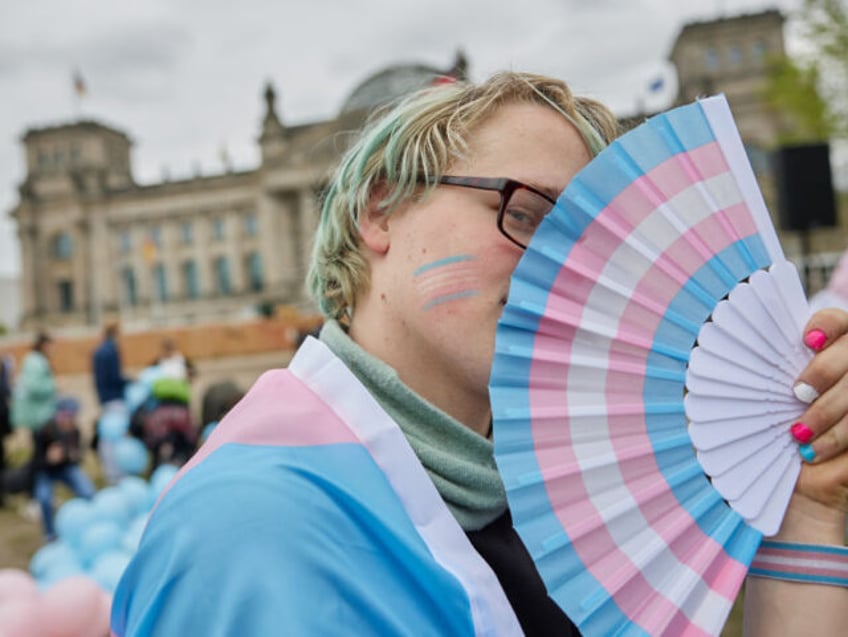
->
[414,254,475,276]
[422,290,480,311]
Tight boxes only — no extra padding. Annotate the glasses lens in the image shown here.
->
[501,187,555,247]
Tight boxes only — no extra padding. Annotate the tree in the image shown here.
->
[765,0,848,143]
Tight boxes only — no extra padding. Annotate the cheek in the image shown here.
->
[412,254,484,312]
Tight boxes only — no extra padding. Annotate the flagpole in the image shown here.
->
[72,69,87,121]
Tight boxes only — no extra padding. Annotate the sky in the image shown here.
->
[0,0,802,276]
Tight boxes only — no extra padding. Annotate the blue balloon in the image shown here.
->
[30,540,80,579]
[148,464,179,503]
[92,486,133,524]
[121,514,149,553]
[55,498,97,546]
[114,437,150,476]
[200,421,218,444]
[78,520,123,567]
[36,557,85,590]
[90,549,133,594]
[118,476,152,516]
[98,407,130,441]
[124,381,151,413]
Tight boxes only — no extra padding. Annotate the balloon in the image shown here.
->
[0,595,48,637]
[124,381,150,413]
[78,521,122,567]
[55,498,97,546]
[36,559,85,591]
[0,569,39,603]
[41,576,105,637]
[29,542,80,580]
[113,437,149,476]
[92,486,132,524]
[148,463,179,500]
[121,514,149,553]
[97,408,130,441]
[89,549,133,594]
[200,420,218,443]
[118,476,152,516]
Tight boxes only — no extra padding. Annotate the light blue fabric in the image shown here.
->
[11,351,56,430]
[111,443,478,636]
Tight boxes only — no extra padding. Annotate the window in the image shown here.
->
[704,47,719,70]
[244,212,258,237]
[153,263,168,302]
[728,45,743,66]
[182,260,200,299]
[212,218,225,241]
[150,226,162,249]
[752,39,767,62]
[52,233,73,260]
[122,267,137,306]
[57,280,74,313]
[246,251,264,292]
[119,230,132,254]
[214,256,231,294]
[180,221,193,245]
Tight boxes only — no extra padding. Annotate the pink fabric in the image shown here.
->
[153,369,359,506]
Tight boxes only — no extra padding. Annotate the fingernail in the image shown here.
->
[790,422,814,443]
[804,328,827,351]
[793,382,819,404]
[799,443,816,463]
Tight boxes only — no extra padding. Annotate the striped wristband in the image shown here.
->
[749,540,848,587]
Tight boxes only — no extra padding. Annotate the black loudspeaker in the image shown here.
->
[773,143,837,231]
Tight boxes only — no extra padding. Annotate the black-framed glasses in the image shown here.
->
[428,176,558,249]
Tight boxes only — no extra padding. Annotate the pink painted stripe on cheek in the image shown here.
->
[414,255,481,311]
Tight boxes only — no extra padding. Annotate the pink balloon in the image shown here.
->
[0,595,49,637]
[95,590,113,637]
[41,576,105,637]
[0,568,39,603]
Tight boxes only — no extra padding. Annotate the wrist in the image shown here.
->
[774,494,846,545]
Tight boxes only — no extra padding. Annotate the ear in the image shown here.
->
[358,186,392,255]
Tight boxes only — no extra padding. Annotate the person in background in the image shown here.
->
[32,396,95,542]
[113,72,848,636]
[156,338,188,380]
[11,332,56,434]
[92,321,129,484]
[0,351,14,506]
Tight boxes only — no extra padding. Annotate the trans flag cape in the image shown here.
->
[111,337,522,636]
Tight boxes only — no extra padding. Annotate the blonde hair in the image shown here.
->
[308,71,619,320]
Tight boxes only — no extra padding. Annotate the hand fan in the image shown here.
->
[490,94,813,637]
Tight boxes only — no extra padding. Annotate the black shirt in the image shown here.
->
[466,510,581,636]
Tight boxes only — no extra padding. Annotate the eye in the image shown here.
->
[504,206,543,230]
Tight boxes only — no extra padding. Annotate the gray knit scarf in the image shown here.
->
[319,320,507,531]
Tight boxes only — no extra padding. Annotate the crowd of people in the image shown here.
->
[0,325,241,545]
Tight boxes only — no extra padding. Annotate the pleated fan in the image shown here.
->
[490,94,812,637]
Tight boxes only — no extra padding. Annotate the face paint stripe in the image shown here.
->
[416,271,481,294]
[413,254,476,276]
[422,290,480,311]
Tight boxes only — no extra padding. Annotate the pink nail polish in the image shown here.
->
[790,422,814,443]
[804,329,827,351]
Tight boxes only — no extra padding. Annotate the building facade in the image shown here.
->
[10,56,467,331]
[668,8,847,278]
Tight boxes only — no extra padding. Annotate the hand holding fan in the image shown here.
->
[490,95,812,636]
